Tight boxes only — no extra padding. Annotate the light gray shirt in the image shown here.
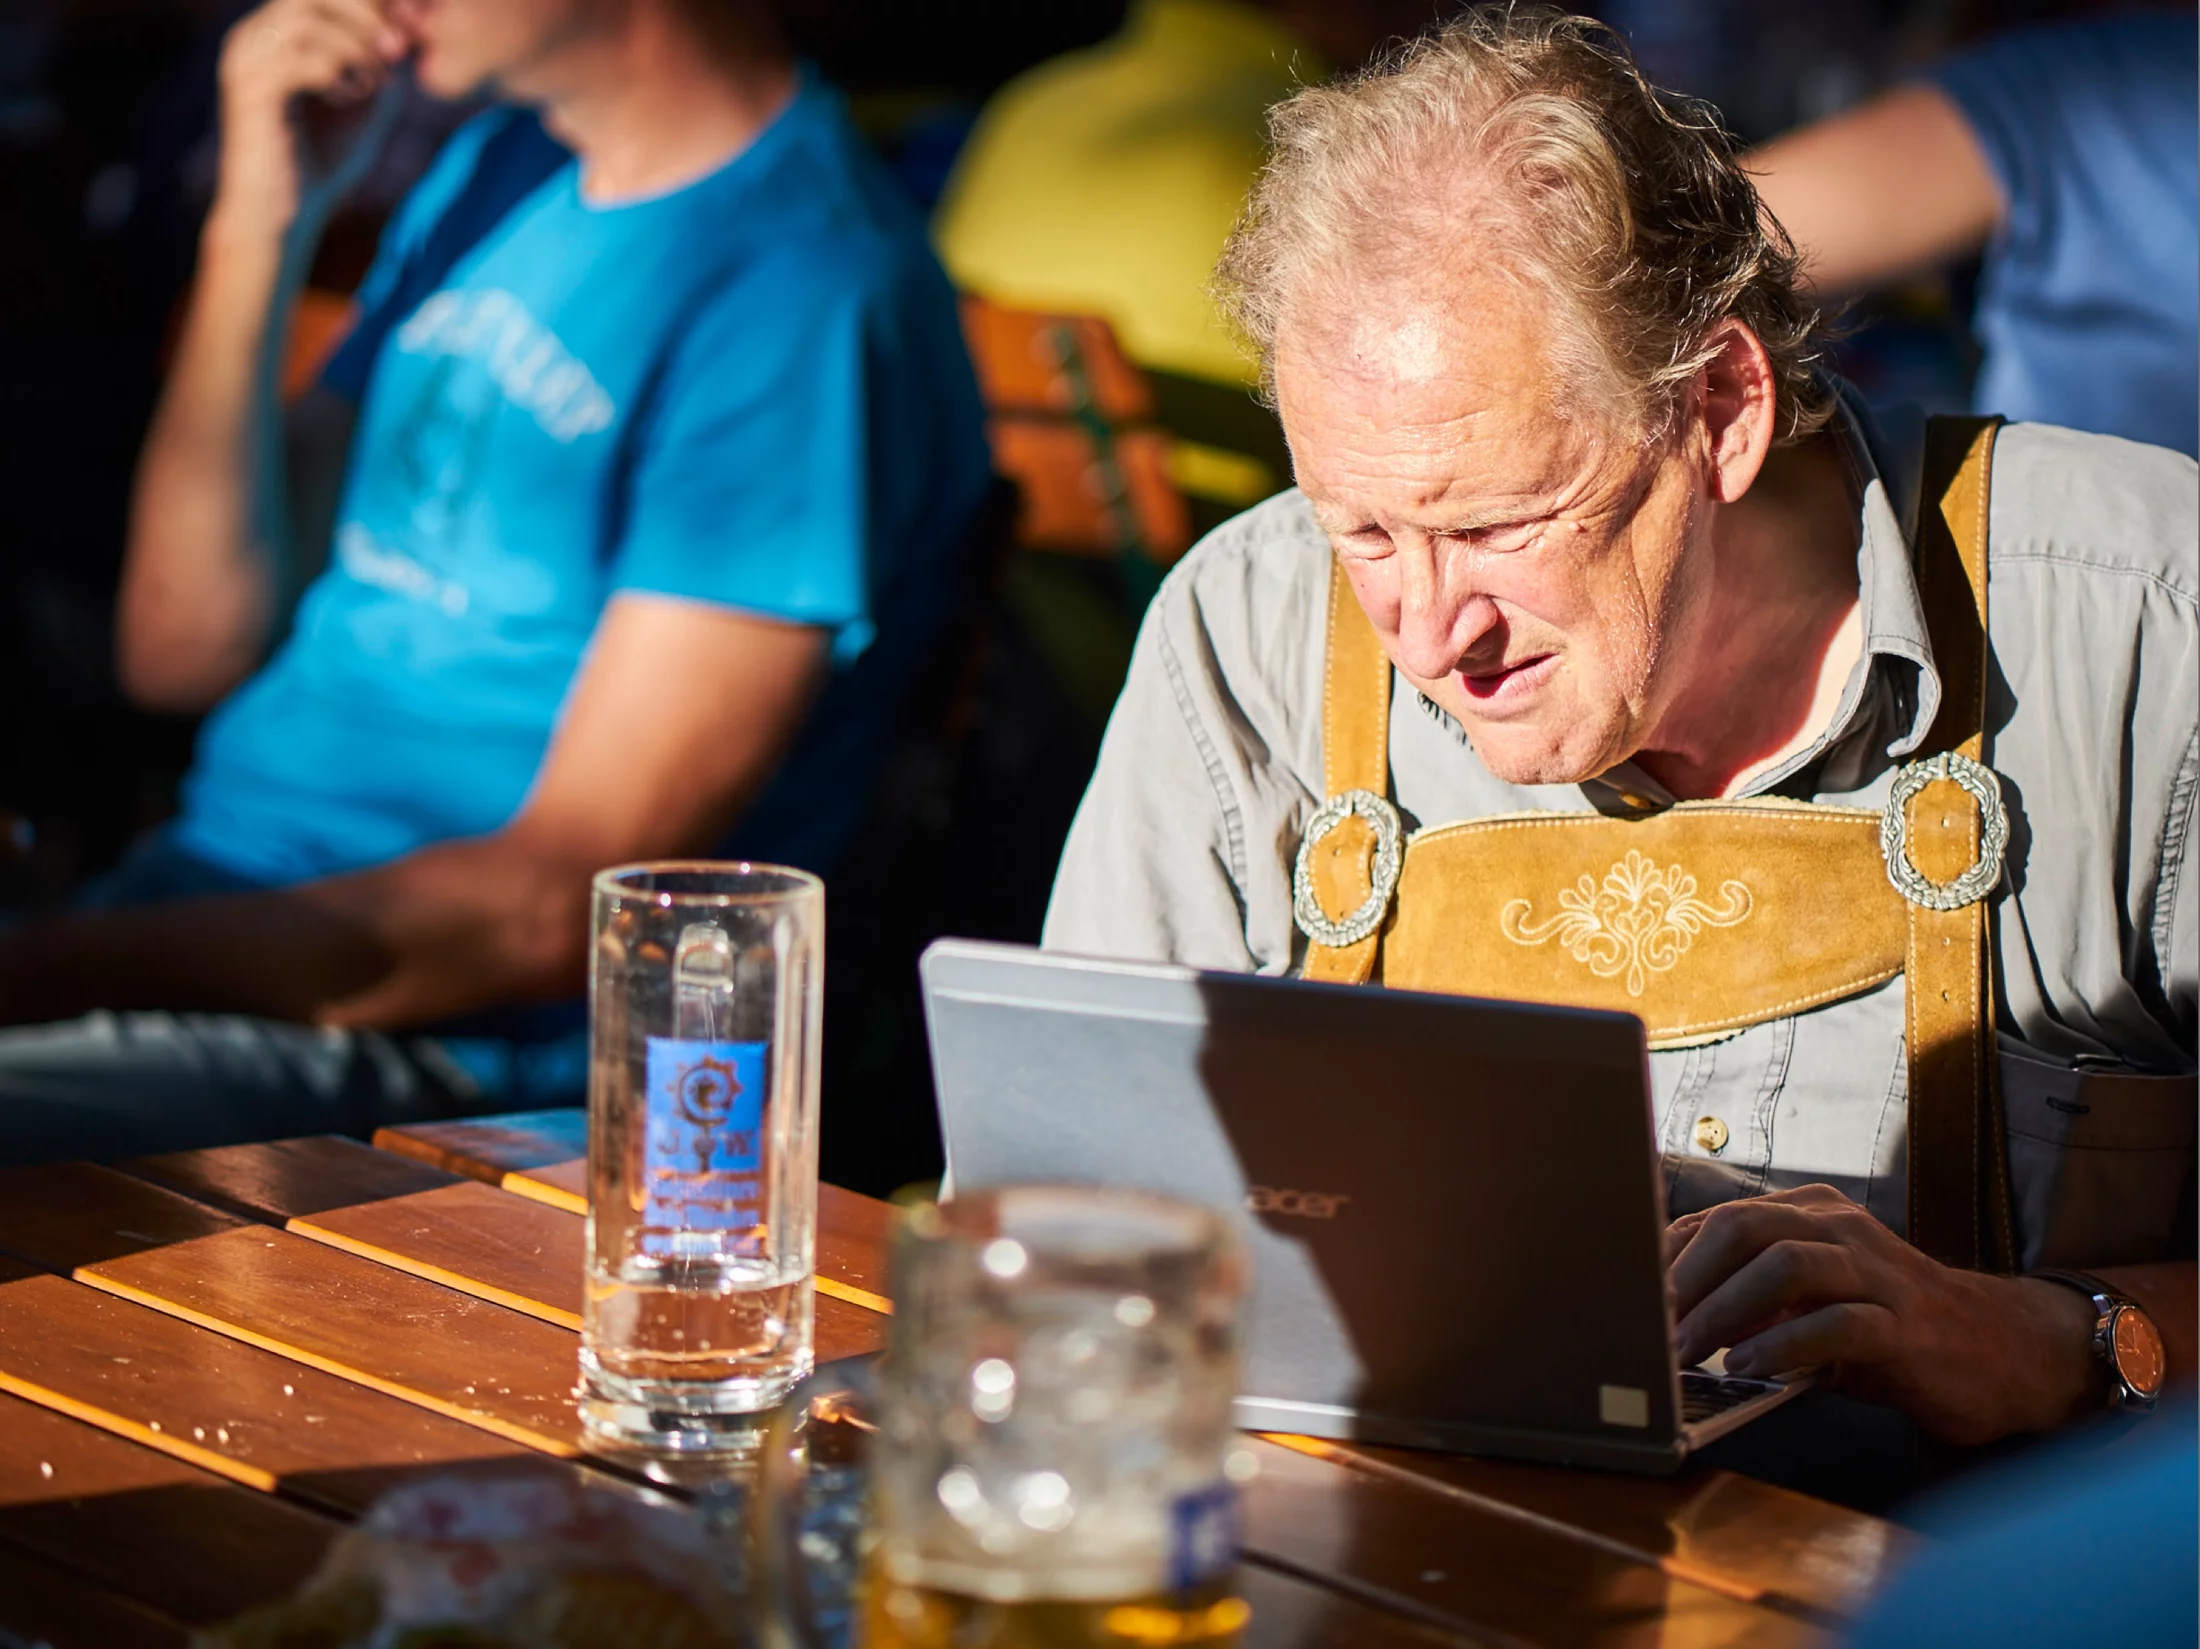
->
[1046,401,2199,1268]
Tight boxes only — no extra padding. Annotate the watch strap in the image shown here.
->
[2026,1268,2163,1411]
[2027,1267,2117,1304]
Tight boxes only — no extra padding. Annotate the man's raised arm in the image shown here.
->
[1745,83,2000,296]
[118,0,405,712]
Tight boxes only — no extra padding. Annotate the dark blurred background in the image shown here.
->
[0,0,2166,1189]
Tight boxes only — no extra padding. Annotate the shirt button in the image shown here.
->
[1694,1116,1729,1155]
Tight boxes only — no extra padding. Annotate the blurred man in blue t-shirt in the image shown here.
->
[1752,8,2198,457]
[0,0,991,1160]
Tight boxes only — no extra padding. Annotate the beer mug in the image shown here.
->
[754,1186,1252,1647]
[581,862,824,1454]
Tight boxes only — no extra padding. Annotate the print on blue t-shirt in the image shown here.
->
[174,77,992,887]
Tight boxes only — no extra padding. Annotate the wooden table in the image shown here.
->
[0,1112,1909,1646]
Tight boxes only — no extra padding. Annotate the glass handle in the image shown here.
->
[748,1358,877,1649]
[673,922,737,1042]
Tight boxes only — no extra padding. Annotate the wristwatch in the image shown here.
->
[2029,1269,2167,1413]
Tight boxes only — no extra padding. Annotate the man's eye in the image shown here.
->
[1459,522,1541,553]
[1335,528,1392,557]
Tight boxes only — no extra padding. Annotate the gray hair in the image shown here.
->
[1216,5,1835,444]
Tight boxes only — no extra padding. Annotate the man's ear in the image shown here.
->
[1693,319,1779,504]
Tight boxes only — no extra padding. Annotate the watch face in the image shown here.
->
[2110,1306,2167,1398]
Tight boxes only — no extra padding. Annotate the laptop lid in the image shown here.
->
[920,940,1692,1468]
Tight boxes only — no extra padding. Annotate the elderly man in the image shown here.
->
[1047,10,2195,1447]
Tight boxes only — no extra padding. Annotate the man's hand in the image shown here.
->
[1667,1183,2099,1445]
[214,0,413,239]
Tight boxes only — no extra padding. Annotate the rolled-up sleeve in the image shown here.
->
[1043,595,1263,971]
[1043,497,1339,974]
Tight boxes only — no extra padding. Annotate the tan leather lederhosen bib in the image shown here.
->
[1293,417,2017,1272]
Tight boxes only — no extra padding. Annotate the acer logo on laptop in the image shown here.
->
[1247,1185,1351,1219]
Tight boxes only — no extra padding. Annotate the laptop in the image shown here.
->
[919,939,1807,1474]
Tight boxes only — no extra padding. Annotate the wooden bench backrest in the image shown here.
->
[958,295,1193,570]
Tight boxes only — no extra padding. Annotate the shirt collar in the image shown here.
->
[1838,383,1941,762]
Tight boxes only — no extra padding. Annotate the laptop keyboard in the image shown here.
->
[1680,1370,1777,1425]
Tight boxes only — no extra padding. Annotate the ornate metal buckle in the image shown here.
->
[1880,751,2008,911]
[1292,788,1404,948]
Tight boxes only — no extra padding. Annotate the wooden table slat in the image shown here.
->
[290,1178,588,1330]
[0,1160,244,1270]
[119,1134,464,1224]
[123,1141,888,1363]
[0,1391,338,1628]
[1323,1437,1905,1621]
[501,1155,586,1213]
[0,1258,534,1515]
[0,1541,192,1649]
[817,1183,896,1310]
[1243,1437,1831,1647]
[0,1165,587,1456]
[374,1109,588,1181]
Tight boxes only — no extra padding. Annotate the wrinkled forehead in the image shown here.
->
[1272,274,1606,510]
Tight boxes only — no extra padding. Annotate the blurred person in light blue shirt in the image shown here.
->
[1751,8,2198,456]
[0,0,989,1158]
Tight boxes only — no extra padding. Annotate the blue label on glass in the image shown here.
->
[1166,1482,1239,1590]
[641,1037,768,1248]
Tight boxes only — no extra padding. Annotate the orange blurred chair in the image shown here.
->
[958,297,1193,582]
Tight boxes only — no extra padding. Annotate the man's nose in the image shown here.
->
[1393,559,1497,682]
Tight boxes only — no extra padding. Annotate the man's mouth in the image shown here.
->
[1459,653,1557,703]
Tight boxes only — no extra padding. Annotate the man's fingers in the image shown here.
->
[1665,1186,1859,1271]
[1667,1198,1858,1321]
[294,0,394,76]
[304,0,398,39]
[1663,1210,1711,1266]
[1673,1237,1865,1366]
[294,39,385,99]
[1724,1300,1898,1378]
[230,0,391,101]
[1772,1183,1859,1211]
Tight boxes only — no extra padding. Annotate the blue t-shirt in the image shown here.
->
[173,78,992,886]
[1928,12,2199,456]
[1849,1404,2197,1649]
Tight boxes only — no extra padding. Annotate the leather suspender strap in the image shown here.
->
[1300,557,1393,984]
[1904,414,2017,1273]
[1320,555,1391,799]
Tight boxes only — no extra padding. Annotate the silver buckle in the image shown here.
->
[1292,788,1404,948]
[1880,751,2008,910]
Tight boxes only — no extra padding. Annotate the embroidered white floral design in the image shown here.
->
[1500,849,1753,997]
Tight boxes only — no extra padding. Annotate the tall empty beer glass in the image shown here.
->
[582,863,823,1453]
